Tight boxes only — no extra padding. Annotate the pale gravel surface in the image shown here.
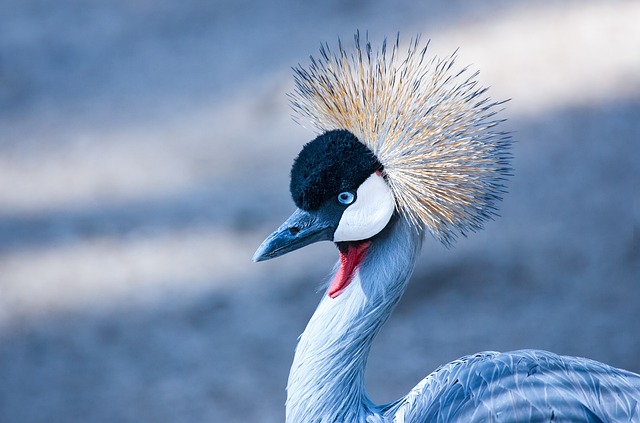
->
[0,1,639,422]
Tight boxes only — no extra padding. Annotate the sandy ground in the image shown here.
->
[0,0,639,422]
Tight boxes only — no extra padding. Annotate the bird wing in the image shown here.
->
[385,350,640,423]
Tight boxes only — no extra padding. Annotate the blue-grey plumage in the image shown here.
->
[268,214,640,423]
[389,350,640,422]
[254,34,640,423]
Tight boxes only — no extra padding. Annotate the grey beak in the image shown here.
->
[252,208,337,262]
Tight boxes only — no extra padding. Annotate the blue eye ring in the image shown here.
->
[337,191,355,205]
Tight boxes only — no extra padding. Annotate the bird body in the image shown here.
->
[391,350,640,422]
[254,33,640,422]
[282,214,640,422]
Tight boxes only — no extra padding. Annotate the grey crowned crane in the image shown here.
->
[253,34,640,423]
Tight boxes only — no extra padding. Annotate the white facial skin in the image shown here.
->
[333,172,396,242]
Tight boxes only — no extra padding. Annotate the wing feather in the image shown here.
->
[387,350,640,422]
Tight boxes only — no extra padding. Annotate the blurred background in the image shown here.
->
[0,0,638,421]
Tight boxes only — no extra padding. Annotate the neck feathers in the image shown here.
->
[286,217,423,423]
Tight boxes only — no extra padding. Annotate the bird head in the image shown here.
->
[253,33,511,285]
[253,129,396,262]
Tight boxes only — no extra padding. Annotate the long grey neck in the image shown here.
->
[286,216,423,423]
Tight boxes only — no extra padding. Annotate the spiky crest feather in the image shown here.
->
[290,32,512,245]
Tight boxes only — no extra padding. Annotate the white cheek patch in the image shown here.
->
[333,173,396,242]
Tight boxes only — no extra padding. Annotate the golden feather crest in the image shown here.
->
[290,33,512,245]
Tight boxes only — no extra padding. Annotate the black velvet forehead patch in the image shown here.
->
[290,129,382,211]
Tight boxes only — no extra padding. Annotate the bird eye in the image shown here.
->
[337,192,355,205]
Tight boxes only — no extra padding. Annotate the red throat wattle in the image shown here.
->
[328,241,371,298]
